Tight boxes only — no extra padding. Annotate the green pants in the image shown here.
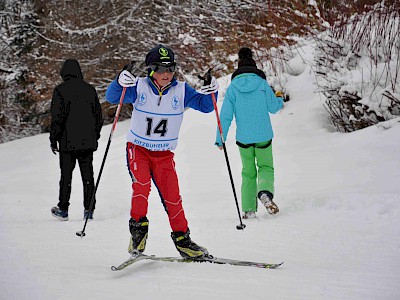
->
[238,141,274,212]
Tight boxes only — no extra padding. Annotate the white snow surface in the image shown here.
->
[1,47,400,300]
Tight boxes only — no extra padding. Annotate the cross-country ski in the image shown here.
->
[111,254,283,271]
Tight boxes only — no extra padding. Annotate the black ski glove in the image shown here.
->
[51,142,59,155]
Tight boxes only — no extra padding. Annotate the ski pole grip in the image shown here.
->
[198,68,212,86]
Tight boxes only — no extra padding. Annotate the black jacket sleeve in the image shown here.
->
[49,87,65,145]
[93,90,103,140]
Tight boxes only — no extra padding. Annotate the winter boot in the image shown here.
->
[128,217,149,255]
[258,191,279,214]
[243,211,256,219]
[171,229,208,258]
[83,210,94,220]
[51,207,69,221]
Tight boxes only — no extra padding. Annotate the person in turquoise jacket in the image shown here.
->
[215,47,283,219]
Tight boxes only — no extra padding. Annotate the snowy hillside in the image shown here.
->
[1,41,399,300]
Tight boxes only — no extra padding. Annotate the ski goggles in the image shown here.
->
[150,62,176,73]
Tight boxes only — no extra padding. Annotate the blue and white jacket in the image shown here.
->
[106,76,216,151]
[215,69,283,146]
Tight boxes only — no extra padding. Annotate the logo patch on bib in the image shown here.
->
[172,95,180,110]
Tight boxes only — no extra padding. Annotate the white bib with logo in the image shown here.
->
[127,78,185,151]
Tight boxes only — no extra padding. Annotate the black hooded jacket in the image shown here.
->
[50,59,103,151]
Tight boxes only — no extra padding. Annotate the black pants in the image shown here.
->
[58,150,95,211]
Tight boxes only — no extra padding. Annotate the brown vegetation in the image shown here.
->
[0,0,392,142]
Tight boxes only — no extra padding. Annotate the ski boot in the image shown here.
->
[258,191,279,214]
[51,207,69,221]
[171,229,208,258]
[128,217,149,255]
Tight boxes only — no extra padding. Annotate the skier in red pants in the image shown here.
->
[106,44,219,258]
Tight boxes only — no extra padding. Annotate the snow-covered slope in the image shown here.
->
[1,45,399,300]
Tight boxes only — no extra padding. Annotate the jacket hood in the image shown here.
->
[60,59,83,81]
[231,73,264,93]
[231,66,266,80]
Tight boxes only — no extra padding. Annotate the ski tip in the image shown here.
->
[111,266,118,271]
[261,261,284,269]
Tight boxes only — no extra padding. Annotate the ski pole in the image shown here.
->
[211,92,246,230]
[76,87,127,237]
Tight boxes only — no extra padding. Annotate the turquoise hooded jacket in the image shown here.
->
[216,73,283,145]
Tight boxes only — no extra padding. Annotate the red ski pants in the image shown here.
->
[126,143,188,233]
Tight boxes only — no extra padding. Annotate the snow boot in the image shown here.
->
[51,207,69,221]
[258,191,279,214]
[243,211,256,219]
[171,229,208,258]
[83,210,94,220]
[128,217,149,255]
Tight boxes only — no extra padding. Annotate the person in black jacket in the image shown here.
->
[50,59,103,221]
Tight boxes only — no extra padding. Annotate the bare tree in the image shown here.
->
[2,0,385,142]
[315,1,400,132]
[0,0,40,142]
